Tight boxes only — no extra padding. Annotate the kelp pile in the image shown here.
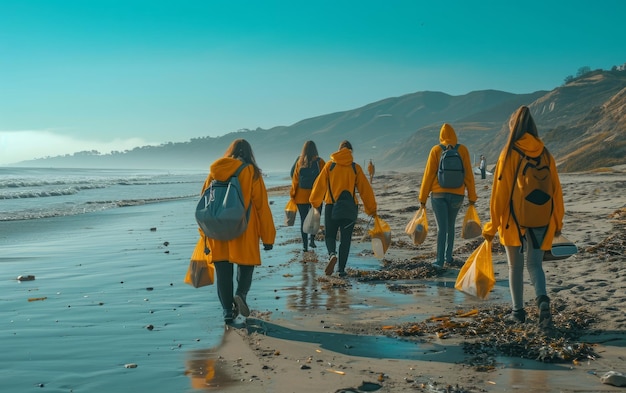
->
[585,207,626,258]
[379,299,599,368]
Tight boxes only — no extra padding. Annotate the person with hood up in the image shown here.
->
[418,123,477,269]
[310,140,377,277]
[199,139,276,325]
[290,140,326,252]
[482,106,564,327]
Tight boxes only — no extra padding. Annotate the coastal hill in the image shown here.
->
[18,69,626,173]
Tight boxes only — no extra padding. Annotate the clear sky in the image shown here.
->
[1,0,625,165]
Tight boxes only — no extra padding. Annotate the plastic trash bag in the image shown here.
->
[405,208,428,245]
[544,234,578,261]
[369,215,391,259]
[302,206,320,235]
[285,199,297,226]
[455,240,495,299]
[461,204,482,239]
[185,236,214,288]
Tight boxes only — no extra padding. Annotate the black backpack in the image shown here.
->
[437,144,465,188]
[328,162,358,221]
[298,158,321,189]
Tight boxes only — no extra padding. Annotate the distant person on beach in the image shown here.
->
[482,106,564,327]
[290,141,325,252]
[310,140,377,277]
[418,123,477,269]
[368,159,375,183]
[199,139,276,325]
[479,155,487,179]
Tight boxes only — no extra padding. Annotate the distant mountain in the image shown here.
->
[16,69,626,173]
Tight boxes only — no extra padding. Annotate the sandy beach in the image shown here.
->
[2,169,626,392]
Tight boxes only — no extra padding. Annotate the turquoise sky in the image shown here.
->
[1,0,625,164]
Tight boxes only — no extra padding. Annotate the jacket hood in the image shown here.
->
[329,147,354,166]
[515,133,545,157]
[439,123,458,146]
[210,157,246,181]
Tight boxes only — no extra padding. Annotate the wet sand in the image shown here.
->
[2,171,626,392]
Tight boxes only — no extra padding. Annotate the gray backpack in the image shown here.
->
[195,163,250,241]
[437,144,465,188]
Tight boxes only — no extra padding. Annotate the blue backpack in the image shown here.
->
[195,163,250,241]
[437,144,465,188]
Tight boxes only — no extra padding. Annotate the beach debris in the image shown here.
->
[150,227,157,231]
[163,241,169,246]
[326,369,346,375]
[145,324,154,331]
[124,363,138,368]
[28,297,47,302]
[17,275,35,281]
[374,299,600,367]
[601,371,626,387]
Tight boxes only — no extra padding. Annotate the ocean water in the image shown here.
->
[0,167,289,222]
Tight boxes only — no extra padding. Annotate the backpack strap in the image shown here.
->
[232,162,252,215]
[328,161,357,203]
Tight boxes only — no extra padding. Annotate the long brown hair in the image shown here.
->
[223,139,262,179]
[503,106,539,161]
[298,140,319,168]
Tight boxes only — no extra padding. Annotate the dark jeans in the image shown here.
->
[213,261,254,319]
[431,193,464,266]
[480,168,486,179]
[297,203,317,248]
[323,203,355,274]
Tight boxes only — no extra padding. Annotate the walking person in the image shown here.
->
[290,141,325,252]
[368,159,375,183]
[482,106,564,327]
[199,139,276,325]
[418,123,477,269]
[479,155,487,180]
[310,140,377,277]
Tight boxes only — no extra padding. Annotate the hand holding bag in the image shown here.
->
[455,240,495,299]
[369,215,391,259]
[302,206,321,235]
[284,199,297,226]
[461,204,482,239]
[405,207,428,245]
[184,236,214,288]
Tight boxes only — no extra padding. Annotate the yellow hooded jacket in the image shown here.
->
[309,147,377,216]
[482,133,564,249]
[419,123,478,204]
[290,157,326,204]
[199,157,276,265]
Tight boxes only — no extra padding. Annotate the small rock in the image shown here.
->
[124,363,138,369]
[601,371,626,387]
[300,364,311,370]
[17,275,35,281]
[145,324,154,331]
[150,227,157,231]
[163,241,169,246]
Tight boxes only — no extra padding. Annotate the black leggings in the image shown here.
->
[324,204,355,273]
[297,204,316,247]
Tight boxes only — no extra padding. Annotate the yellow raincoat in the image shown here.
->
[309,148,377,216]
[289,157,326,204]
[419,123,478,204]
[199,157,276,265]
[482,133,564,249]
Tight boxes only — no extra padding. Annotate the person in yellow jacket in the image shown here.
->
[367,159,375,183]
[199,139,276,325]
[482,106,564,327]
[290,141,325,252]
[310,140,377,277]
[419,123,477,269]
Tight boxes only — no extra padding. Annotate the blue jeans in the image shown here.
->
[431,193,464,266]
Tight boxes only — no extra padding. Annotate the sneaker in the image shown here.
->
[504,309,526,324]
[309,239,317,248]
[234,295,250,317]
[338,271,347,278]
[325,253,337,276]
